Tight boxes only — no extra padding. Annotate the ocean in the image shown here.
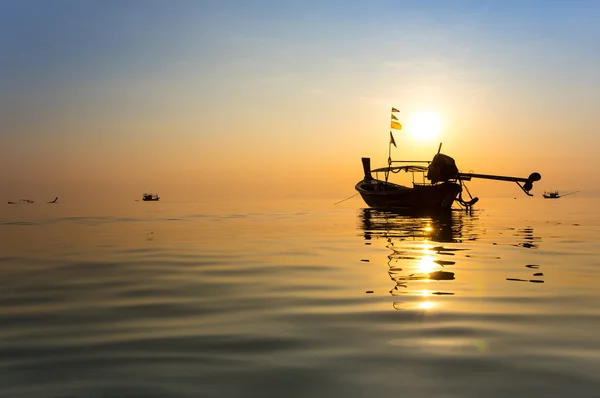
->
[1,197,599,397]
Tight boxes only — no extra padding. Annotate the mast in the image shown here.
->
[387,107,401,184]
[386,133,392,184]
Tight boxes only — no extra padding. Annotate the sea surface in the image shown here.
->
[1,197,599,397]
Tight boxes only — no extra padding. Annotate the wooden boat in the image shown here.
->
[356,110,541,210]
[543,191,560,199]
[142,193,160,201]
[357,152,541,210]
[356,159,463,209]
[542,190,578,199]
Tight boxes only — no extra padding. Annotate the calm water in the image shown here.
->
[1,197,599,397]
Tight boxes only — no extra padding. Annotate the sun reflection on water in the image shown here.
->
[359,207,548,313]
[418,255,436,274]
[359,208,476,311]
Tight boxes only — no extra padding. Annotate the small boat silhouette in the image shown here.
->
[542,190,578,199]
[142,193,160,201]
[7,199,34,204]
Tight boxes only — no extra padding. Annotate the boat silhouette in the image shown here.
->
[142,193,160,201]
[356,108,541,211]
[7,199,34,204]
[542,190,578,199]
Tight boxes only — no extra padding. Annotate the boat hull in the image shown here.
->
[142,193,160,201]
[355,179,461,209]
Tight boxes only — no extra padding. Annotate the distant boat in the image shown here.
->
[142,193,160,201]
[543,191,560,199]
[7,199,34,204]
[355,108,541,211]
[542,190,578,199]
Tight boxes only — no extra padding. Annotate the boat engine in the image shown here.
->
[427,153,459,183]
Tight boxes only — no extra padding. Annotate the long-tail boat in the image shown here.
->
[542,190,578,199]
[355,109,541,210]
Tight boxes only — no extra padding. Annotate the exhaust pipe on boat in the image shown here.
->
[361,158,372,181]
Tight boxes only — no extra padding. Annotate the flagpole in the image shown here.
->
[386,137,391,184]
[387,107,400,184]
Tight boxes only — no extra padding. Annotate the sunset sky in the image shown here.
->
[2,1,599,202]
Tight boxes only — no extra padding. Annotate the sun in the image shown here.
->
[408,112,442,141]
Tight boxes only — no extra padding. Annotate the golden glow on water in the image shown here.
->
[407,111,442,142]
[2,198,600,397]
[418,255,437,274]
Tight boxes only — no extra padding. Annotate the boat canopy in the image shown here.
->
[371,165,429,174]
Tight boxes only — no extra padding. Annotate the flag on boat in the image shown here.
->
[391,107,399,113]
[390,131,397,148]
[391,114,399,120]
[390,121,402,130]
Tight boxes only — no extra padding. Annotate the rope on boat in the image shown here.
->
[334,193,359,205]
[560,190,579,197]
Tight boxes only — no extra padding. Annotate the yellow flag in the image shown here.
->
[391,107,399,112]
[390,121,402,130]
[391,114,398,120]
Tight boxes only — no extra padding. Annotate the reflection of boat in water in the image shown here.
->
[359,208,478,304]
[542,190,578,199]
[360,208,477,243]
[142,193,160,201]
[355,207,551,310]
[358,208,546,310]
[356,108,541,210]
